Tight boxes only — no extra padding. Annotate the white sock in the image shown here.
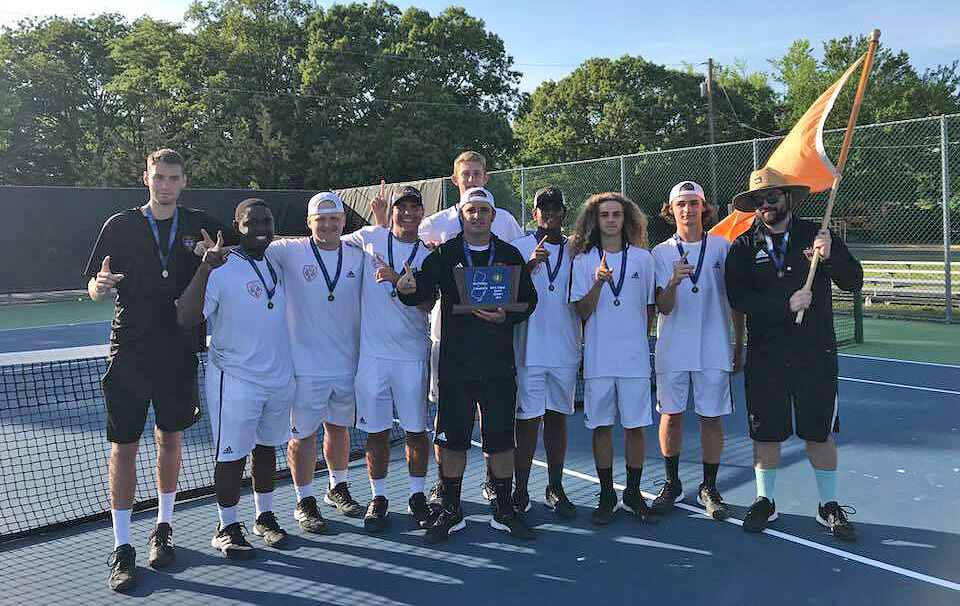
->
[218,504,237,528]
[295,482,314,503]
[330,468,348,489]
[254,491,273,517]
[112,509,132,548]
[370,477,387,498]
[409,476,426,496]
[157,491,176,525]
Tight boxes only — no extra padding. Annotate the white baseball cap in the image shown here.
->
[460,187,495,208]
[669,181,705,203]
[307,191,344,216]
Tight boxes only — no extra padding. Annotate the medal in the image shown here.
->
[674,232,707,294]
[541,234,566,293]
[267,301,274,309]
[310,238,343,302]
[328,294,335,301]
[161,269,169,278]
[764,229,790,279]
[548,284,555,291]
[614,299,621,306]
[239,251,278,310]
[597,245,627,306]
[145,205,179,279]
[391,290,398,297]
[692,286,699,293]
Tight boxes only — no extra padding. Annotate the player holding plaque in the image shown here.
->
[396,188,537,543]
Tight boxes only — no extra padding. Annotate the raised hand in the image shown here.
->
[594,252,613,285]
[373,252,400,284]
[201,230,229,269]
[811,228,832,261]
[528,235,550,267]
[669,251,693,287]
[95,255,124,294]
[472,306,506,324]
[396,260,417,294]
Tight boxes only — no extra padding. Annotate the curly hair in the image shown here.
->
[569,192,648,256]
[659,197,719,228]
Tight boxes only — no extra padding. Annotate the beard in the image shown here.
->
[759,205,789,227]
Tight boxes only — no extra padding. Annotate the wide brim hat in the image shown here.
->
[732,167,811,212]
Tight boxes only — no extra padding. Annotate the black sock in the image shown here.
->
[702,462,719,489]
[492,476,512,511]
[441,475,462,510]
[547,462,563,489]
[597,467,615,497]
[436,461,443,482]
[664,454,680,484]
[626,465,643,493]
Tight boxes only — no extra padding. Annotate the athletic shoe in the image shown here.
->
[591,491,618,526]
[363,496,389,532]
[817,502,857,542]
[697,484,730,520]
[253,511,288,547]
[622,488,658,524]
[107,544,137,592]
[650,480,683,514]
[147,522,174,568]
[212,522,256,558]
[324,482,362,517]
[490,501,536,540]
[481,476,496,501]
[294,496,327,534]
[742,496,777,533]
[512,489,532,513]
[428,477,445,504]
[425,506,466,544]
[407,492,433,528]
[544,484,577,519]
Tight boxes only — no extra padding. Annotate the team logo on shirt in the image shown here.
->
[631,271,639,279]
[303,264,318,282]
[714,261,721,269]
[182,236,196,250]
[347,270,356,278]
[754,249,770,265]
[247,281,263,298]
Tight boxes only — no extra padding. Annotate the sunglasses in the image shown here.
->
[751,190,784,207]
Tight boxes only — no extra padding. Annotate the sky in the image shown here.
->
[1,0,958,93]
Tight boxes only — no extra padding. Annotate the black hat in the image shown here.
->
[392,185,423,205]
[533,186,565,208]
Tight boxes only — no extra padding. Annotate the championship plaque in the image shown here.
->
[452,265,528,314]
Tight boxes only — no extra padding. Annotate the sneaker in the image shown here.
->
[490,502,536,539]
[147,522,174,568]
[324,482,362,517]
[294,496,327,534]
[591,491,618,526]
[742,496,777,533]
[428,477,445,505]
[253,511,288,547]
[697,484,730,520]
[817,502,857,542]
[107,544,137,592]
[622,488,658,524]
[211,522,256,559]
[544,484,577,519]
[650,480,683,514]
[481,476,496,501]
[363,496,389,532]
[407,492,433,528]
[512,489,532,513]
[425,506,466,544]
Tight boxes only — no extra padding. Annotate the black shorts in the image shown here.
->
[744,351,839,443]
[102,344,201,443]
[436,377,516,454]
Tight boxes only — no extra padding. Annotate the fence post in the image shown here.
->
[620,156,627,194]
[752,139,759,170]
[942,115,953,322]
[520,167,527,228]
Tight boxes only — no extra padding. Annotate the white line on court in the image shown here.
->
[838,376,960,396]
[839,353,960,369]
[0,320,108,332]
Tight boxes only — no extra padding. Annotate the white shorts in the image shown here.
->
[583,377,653,429]
[656,370,733,417]
[206,367,294,463]
[355,354,429,433]
[516,366,578,420]
[290,375,356,438]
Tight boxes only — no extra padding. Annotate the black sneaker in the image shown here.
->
[428,477,445,505]
[697,484,730,520]
[107,544,137,592]
[211,522,255,558]
[742,496,777,533]
[363,496,389,532]
[425,506,466,544]
[591,491,618,526]
[622,488,658,524]
[253,511,288,547]
[324,482,362,517]
[490,501,536,540]
[147,522,174,568]
[817,501,857,542]
[544,484,577,519]
[481,476,496,501]
[294,496,327,534]
[651,480,683,514]
[512,489,532,513]
[407,492,433,528]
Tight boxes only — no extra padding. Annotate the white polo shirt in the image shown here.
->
[267,237,365,377]
[652,234,733,373]
[203,252,293,389]
[570,245,655,379]
[342,226,431,361]
[512,234,581,368]
[418,204,524,244]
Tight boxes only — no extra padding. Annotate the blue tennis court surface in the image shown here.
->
[1,332,958,604]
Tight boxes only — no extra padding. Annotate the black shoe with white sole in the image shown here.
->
[363,496,389,532]
[742,497,777,533]
[544,484,576,519]
[817,501,857,542]
[697,484,730,520]
[212,522,256,559]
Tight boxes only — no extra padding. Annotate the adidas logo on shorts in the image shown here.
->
[291,426,299,434]
[222,446,233,455]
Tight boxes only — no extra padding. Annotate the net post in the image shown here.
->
[941,114,953,322]
[520,167,527,227]
[752,138,759,170]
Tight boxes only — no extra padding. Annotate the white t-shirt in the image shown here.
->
[342,226,432,361]
[570,245,656,379]
[652,234,733,373]
[418,204,524,245]
[267,237,365,377]
[203,252,293,389]
[512,234,581,368]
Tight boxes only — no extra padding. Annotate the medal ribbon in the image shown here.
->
[145,205,179,274]
[597,244,628,300]
[310,238,343,297]
[462,236,496,267]
[388,231,422,273]
[763,230,790,276]
[542,235,566,287]
[673,232,708,287]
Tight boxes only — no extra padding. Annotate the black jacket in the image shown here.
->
[398,233,537,380]
[725,217,862,358]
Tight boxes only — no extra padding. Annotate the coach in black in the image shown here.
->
[397,187,537,543]
[724,167,862,540]
[85,149,234,591]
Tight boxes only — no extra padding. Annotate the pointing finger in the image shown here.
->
[200,228,213,244]
[215,230,224,247]
[601,253,608,269]
[380,178,385,198]
[537,235,548,249]
[402,261,411,274]
[100,255,112,273]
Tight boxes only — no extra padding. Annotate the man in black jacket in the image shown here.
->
[725,167,863,541]
[397,187,538,543]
